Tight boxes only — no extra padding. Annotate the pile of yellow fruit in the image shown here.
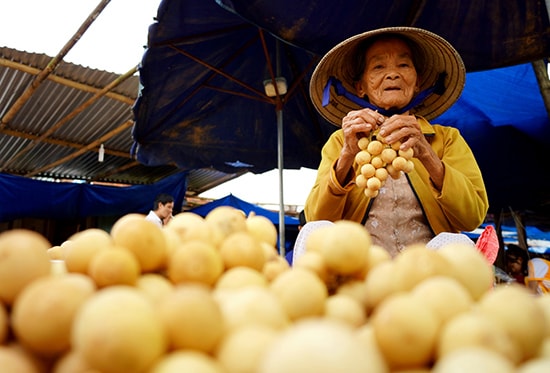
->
[0,206,549,372]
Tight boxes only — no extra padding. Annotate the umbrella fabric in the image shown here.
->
[132,0,336,174]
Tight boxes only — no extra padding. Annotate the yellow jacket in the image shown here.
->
[304,117,489,235]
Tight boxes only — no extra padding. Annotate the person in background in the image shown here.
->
[145,193,174,228]
[304,26,488,257]
[525,255,550,295]
[504,243,529,285]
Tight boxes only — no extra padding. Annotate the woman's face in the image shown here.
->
[355,38,419,111]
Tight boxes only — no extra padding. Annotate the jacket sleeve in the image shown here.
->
[304,130,369,223]
[418,125,489,232]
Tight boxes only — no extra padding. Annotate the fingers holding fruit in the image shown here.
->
[354,127,415,196]
[377,114,423,151]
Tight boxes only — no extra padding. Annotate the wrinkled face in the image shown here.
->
[157,202,174,219]
[355,38,419,111]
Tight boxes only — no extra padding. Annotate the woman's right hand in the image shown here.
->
[335,108,385,185]
[341,108,385,158]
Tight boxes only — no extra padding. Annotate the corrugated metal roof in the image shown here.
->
[0,46,239,195]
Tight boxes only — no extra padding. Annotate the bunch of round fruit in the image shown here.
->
[354,134,414,198]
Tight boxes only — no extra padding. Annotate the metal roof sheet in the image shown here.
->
[0,46,238,195]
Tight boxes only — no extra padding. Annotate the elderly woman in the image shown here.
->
[304,27,488,257]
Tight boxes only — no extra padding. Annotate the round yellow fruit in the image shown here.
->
[262,255,290,282]
[355,174,368,188]
[12,273,96,357]
[370,155,385,169]
[72,286,167,373]
[259,319,376,373]
[0,301,8,344]
[372,293,439,369]
[0,344,41,373]
[109,213,146,236]
[292,250,329,282]
[166,212,213,245]
[436,243,494,300]
[436,310,521,364]
[270,268,328,321]
[364,187,379,198]
[161,226,183,258]
[336,279,369,308]
[216,286,290,332]
[215,266,268,291]
[392,156,408,171]
[392,245,452,292]
[64,228,112,274]
[367,140,384,155]
[367,176,382,191]
[205,206,247,247]
[168,240,224,286]
[411,275,473,325]
[0,229,51,305]
[380,147,397,163]
[361,163,376,178]
[150,350,225,373]
[374,167,389,181]
[398,147,414,160]
[51,350,97,373]
[246,214,278,247]
[315,220,371,276]
[357,137,370,151]
[366,244,391,271]
[432,347,515,373]
[157,284,224,353]
[324,293,366,328]
[111,218,168,273]
[364,260,398,313]
[215,325,279,373]
[219,231,266,271]
[87,246,141,288]
[477,284,546,361]
[355,149,371,164]
[136,273,174,304]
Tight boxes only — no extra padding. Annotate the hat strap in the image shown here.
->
[322,73,447,117]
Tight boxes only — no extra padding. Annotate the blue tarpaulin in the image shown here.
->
[0,172,188,222]
[189,194,299,226]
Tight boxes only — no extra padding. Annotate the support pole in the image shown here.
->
[277,107,285,256]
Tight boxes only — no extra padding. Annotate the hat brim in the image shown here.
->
[310,27,465,126]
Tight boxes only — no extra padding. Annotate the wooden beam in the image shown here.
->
[531,59,550,118]
[0,127,131,158]
[0,58,136,104]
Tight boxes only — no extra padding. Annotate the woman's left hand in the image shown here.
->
[378,114,431,160]
[378,114,445,188]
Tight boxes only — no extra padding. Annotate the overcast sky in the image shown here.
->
[0,0,161,74]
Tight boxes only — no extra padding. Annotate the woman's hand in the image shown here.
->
[341,108,385,157]
[379,114,445,188]
[335,108,385,185]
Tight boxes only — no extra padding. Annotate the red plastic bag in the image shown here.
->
[475,225,499,264]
